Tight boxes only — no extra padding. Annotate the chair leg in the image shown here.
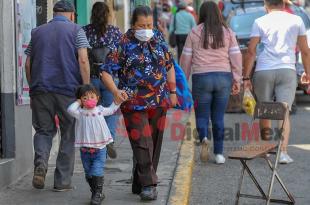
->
[265,158,295,204]
[235,160,246,205]
[266,143,282,205]
[266,138,294,204]
[266,169,276,205]
[274,173,295,204]
[240,160,267,200]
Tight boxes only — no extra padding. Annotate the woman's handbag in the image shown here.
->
[173,60,193,111]
[169,14,177,48]
[226,87,244,113]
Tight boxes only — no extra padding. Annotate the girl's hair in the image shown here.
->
[91,2,110,36]
[75,84,100,99]
[131,6,153,26]
[198,1,228,49]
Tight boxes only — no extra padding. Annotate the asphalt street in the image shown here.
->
[190,92,310,205]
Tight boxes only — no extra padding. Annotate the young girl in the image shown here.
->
[67,84,122,205]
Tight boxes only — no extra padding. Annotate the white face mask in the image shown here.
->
[134,29,154,42]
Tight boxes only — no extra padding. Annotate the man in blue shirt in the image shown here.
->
[24,0,90,191]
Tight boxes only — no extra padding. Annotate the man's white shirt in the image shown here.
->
[251,11,306,71]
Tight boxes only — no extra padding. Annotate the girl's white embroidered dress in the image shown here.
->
[67,101,119,149]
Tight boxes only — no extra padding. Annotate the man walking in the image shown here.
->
[24,0,90,190]
[243,0,310,163]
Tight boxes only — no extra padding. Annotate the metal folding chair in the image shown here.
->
[229,102,295,205]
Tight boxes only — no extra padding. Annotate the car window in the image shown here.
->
[222,1,264,19]
[229,11,265,37]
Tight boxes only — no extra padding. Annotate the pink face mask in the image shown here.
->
[84,99,97,109]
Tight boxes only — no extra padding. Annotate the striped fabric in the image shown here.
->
[75,28,91,49]
[25,28,90,56]
[229,46,241,55]
[182,47,192,56]
[24,42,32,56]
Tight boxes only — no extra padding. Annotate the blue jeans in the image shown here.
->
[91,78,118,139]
[192,72,232,154]
[80,147,107,177]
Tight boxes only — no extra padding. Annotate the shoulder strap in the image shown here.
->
[173,12,177,32]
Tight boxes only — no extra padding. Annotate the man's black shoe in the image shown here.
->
[32,166,46,189]
[53,185,75,192]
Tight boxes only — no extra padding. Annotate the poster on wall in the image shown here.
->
[16,0,36,105]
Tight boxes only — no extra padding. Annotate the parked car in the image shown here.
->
[221,0,264,20]
[226,6,265,50]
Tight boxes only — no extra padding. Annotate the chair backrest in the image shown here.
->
[254,102,288,121]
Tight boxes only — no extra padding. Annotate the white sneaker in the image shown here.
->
[215,154,226,164]
[279,153,294,164]
[284,153,294,163]
[200,138,210,162]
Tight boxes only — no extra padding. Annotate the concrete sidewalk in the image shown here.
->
[0,109,190,205]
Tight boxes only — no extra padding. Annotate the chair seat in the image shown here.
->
[228,142,277,160]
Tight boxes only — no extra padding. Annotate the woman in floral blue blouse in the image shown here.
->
[83,2,122,159]
[101,6,177,201]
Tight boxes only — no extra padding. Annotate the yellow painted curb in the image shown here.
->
[168,113,196,205]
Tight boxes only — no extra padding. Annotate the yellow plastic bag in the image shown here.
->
[242,89,256,116]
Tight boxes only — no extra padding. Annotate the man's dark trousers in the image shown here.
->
[32,92,75,188]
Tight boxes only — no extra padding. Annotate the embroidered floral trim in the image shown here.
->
[75,138,113,144]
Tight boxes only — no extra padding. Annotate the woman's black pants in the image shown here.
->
[122,107,167,187]
[176,34,188,61]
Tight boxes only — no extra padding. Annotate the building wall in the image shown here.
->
[85,0,130,33]
[47,0,130,32]
[0,0,33,189]
[114,0,130,33]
